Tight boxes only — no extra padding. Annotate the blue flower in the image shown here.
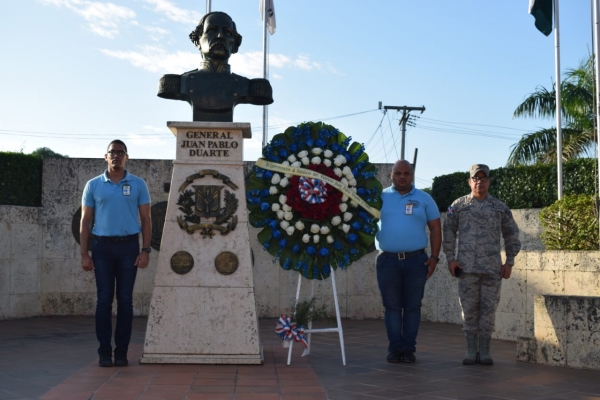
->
[260,189,270,197]
[312,267,320,277]
[283,258,291,270]
[357,187,365,196]
[333,241,342,250]
[322,264,330,275]
[265,171,273,179]
[269,220,278,229]
[272,230,281,239]
[262,242,271,250]
[307,246,316,255]
[348,233,358,243]
[279,149,289,158]
[290,143,298,152]
[279,239,287,248]
[260,202,270,211]
[319,248,329,257]
[316,139,326,147]
[352,222,361,231]
[350,248,358,255]
[292,244,300,253]
[306,138,314,147]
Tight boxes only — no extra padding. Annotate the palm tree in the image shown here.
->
[508,56,596,166]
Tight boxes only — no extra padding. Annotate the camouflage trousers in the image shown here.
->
[458,273,502,335]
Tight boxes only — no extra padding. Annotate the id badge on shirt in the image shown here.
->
[123,185,131,196]
[405,203,413,215]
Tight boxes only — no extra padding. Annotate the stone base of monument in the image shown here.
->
[140,122,263,364]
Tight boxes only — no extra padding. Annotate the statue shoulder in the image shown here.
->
[247,78,273,105]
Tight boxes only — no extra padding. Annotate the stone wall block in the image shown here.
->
[512,208,545,251]
[437,296,462,325]
[76,159,106,193]
[73,264,96,293]
[0,260,10,295]
[566,330,600,369]
[40,258,75,293]
[345,256,378,297]
[10,224,41,259]
[10,293,40,318]
[41,191,79,226]
[0,295,8,319]
[73,292,95,316]
[525,251,542,271]
[498,268,526,314]
[41,293,61,315]
[526,270,565,316]
[494,311,526,341]
[346,295,384,319]
[10,259,40,294]
[0,205,40,225]
[0,223,11,259]
[43,224,76,259]
[421,296,438,321]
[42,158,81,195]
[565,272,600,297]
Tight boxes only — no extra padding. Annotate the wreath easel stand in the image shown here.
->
[286,268,346,366]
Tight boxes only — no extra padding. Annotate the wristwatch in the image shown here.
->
[430,255,440,262]
[141,247,152,253]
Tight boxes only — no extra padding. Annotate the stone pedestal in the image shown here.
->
[140,121,263,364]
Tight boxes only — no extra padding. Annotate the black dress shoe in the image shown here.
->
[386,351,403,363]
[99,355,113,367]
[114,358,128,367]
[402,351,416,363]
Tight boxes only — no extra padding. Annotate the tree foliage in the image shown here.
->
[509,56,596,166]
[539,194,599,250]
[30,147,69,159]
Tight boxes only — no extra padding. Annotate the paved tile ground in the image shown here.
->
[0,317,600,399]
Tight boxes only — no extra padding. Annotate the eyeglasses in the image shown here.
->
[470,176,489,182]
[107,150,127,157]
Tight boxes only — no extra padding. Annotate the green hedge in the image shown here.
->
[430,158,596,211]
[0,153,43,207]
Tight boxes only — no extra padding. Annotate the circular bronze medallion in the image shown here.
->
[215,251,239,275]
[170,251,194,275]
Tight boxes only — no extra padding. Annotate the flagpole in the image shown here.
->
[554,0,563,199]
[262,2,269,148]
[206,0,211,14]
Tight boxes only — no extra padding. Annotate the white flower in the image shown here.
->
[279,195,287,205]
[301,157,310,166]
[311,156,322,165]
[302,234,310,243]
[351,187,357,193]
[331,216,342,226]
[295,221,305,230]
[311,147,323,155]
[341,178,349,187]
[298,150,308,158]
[284,173,292,179]
[291,161,301,168]
[280,220,290,229]
[310,224,320,234]
[280,177,289,187]
[344,212,353,221]
[282,160,290,166]
[272,203,281,212]
[269,186,279,195]
[276,210,285,220]
[334,154,347,166]
[349,178,357,187]
[350,200,359,208]
[342,224,350,233]
[282,204,292,212]
[339,203,348,212]
[324,149,333,158]
[286,226,295,236]
[287,154,297,163]
[342,166,352,177]
[327,235,335,244]
[271,173,281,185]
[284,212,293,221]
[313,235,320,243]
[333,168,343,177]
[320,226,330,235]
[342,194,349,202]
[323,159,332,167]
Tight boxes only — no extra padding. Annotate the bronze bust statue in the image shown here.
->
[157,11,274,122]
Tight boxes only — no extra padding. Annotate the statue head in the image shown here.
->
[189,12,242,61]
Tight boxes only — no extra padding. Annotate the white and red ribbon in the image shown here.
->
[299,177,327,204]
[275,315,308,348]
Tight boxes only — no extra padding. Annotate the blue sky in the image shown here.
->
[0,0,593,188]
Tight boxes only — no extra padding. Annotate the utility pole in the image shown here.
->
[379,104,425,159]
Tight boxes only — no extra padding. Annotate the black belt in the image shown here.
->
[93,234,138,243]
[381,249,426,260]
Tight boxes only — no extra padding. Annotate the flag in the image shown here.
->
[260,0,276,35]
[529,0,553,36]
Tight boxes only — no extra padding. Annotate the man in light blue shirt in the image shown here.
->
[376,160,441,363]
[80,140,151,368]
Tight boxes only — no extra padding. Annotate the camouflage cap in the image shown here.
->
[469,164,489,177]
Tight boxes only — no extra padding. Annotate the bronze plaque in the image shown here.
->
[215,251,239,275]
[171,251,194,275]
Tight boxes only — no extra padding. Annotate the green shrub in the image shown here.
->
[430,158,596,211]
[0,152,42,206]
[538,194,599,250]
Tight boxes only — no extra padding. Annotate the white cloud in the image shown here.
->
[100,45,198,73]
[144,25,170,42]
[40,0,136,38]
[141,0,202,25]
[293,55,321,71]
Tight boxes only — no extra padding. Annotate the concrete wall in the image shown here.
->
[1,157,589,344]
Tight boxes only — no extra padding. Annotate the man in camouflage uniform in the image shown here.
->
[442,164,521,365]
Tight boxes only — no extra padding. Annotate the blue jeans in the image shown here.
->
[376,252,429,353]
[92,239,139,357]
